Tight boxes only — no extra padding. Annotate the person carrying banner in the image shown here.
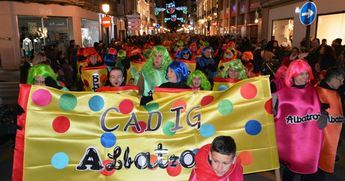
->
[315,67,344,180]
[186,70,211,90]
[272,60,327,180]
[159,61,190,89]
[189,136,243,181]
[97,67,125,92]
[137,45,171,105]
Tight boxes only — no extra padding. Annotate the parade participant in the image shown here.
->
[270,65,288,93]
[159,61,190,89]
[86,48,103,67]
[196,46,217,84]
[272,60,326,180]
[186,70,211,90]
[103,48,117,71]
[189,136,243,181]
[241,51,256,77]
[218,46,237,68]
[316,68,344,179]
[102,67,125,88]
[217,59,247,82]
[176,47,193,61]
[137,45,171,105]
[27,64,68,90]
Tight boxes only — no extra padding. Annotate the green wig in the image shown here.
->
[117,50,126,61]
[141,45,171,76]
[27,64,58,84]
[223,59,248,79]
[186,70,211,90]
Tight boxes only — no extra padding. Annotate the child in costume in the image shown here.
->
[27,64,68,90]
[272,60,326,181]
[217,59,247,82]
[189,136,243,181]
[196,47,217,84]
[137,45,171,105]
[159,61,190,89]
[186,70,211,90]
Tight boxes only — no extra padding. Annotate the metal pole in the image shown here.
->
[305,0,312,50]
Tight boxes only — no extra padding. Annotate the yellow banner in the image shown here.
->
[80,66,108,91]
[21,76,278,181]
[126,61,144,85]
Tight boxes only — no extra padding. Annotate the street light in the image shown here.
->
[102,4,110,14]
[102,3,110,46]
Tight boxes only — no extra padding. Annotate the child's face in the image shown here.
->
[34,75,45,85]
[109,70,124,87]
[192,76,201,88]
[228,68,239,79]
[183,52,190,60]
[153,53,163,68]
[90,55,98,65]
[167,68,177,83]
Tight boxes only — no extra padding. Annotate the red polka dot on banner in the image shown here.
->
[201,95,214,106]
[265,99,273,114]
[100,74,107,83]
[148,155,158,170]
[238,151,253,166]
[131,121,147,134]
[101,160,116,176]
[119,99,134,114]
[240,83,257,99]
[32,89,52,106]
[52,116,70,133]
[166,162,182,177]
[83,80,89,87]
[172,99,187,113]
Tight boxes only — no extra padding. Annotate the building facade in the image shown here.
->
[195,0,260,40]
[261,0,345,47]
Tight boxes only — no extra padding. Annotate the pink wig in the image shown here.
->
[275,65,288,79]
[285,59,314,87]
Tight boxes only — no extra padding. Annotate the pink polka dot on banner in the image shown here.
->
[119,99,134,114]
[32,89,52,106]
[238,151,253,166]
[83,80,89,87]
[201,95,214,106]
[166,162,182,177]
[131,121,147,134]
[52,116,70,133]
[240,83,257,99]
[101,160,116,176]
[265,99,273,114]
[172,99,187,113]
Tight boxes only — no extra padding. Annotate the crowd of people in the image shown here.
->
[7,33,345,180]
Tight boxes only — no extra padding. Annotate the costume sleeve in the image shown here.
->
[188,169,197,181]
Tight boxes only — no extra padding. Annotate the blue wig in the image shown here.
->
[104,54,116,66]
[167,61,189,82]
[176,47,192,60]
[201,46,213,58]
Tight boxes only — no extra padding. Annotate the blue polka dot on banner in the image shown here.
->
[89,95,104,112]
[101,132,116,148]
[51,152,69,169]
[193,148,199,155]
[199,123,215,138]
[245,120,262,135]
[218,84,229,91]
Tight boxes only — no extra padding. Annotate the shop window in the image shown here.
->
[81,19,100,48]
[18,16,73,58]
[317,12,345,44]
[272,19,294,47]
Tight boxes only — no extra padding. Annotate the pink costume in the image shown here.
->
[274,85,323,174]
[189,144,243,181]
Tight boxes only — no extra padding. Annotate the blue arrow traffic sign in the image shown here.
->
[299,2,317,25]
